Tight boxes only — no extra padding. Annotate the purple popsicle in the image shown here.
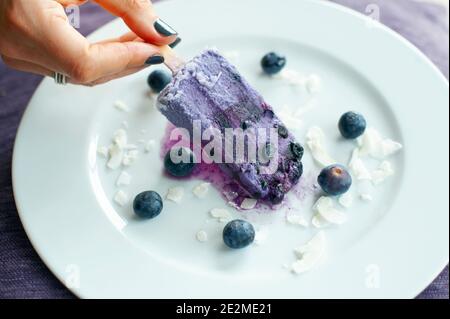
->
[157,49,304,205]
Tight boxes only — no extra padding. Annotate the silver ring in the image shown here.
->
[54,72,67,85]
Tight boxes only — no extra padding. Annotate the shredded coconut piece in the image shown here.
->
[349,148,372,180]
[196,230,208,243]
[210,208,232,222]
[313,196,347,225]
[241,198,257,210]
[306,126,336,167]
[144,140,156,153]
[360,193,374,202]
[371,160,395,185]
[114,100,130,112]
[192,182,211,199]
[107,144,124,170]
[286,214,309,227]
[97,146,108,157]
[166,186,184,203]
[114,190,128,206]
[291,231,326,274]
[254,226,269,245]
[116,171,132,187]
[358,128,402,159]
[113,129,127,149]
[122,150,139,166]
[338,193,353,209]
[305,74,321,94]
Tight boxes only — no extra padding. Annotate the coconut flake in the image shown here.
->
[360,193,374,202]
[196,230,208,243]
[113,129,128,149]
[313,196,347,225]
[241,198,257,210]
[97,146,108,158]
[107,144,124,170]
[166,186,184,203]
[114,100,130,113]
[358,128,402,159]
[192,182,211,199]
[312,214,330,228]
[305,74,321,94]
[338,192,353,209]
[113,190,128,206]
[122,150,139,166]
[371,161,395,185]
[306,126,336,167]
[116,171,132,187]
[144,140,156,153]
[286,214,309,227]
[349,148,372,180]
[291,231,326,274]
[254,226,269,245]
[210,208,232,222]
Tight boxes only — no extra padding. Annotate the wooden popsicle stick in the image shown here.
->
[160,46,185,74]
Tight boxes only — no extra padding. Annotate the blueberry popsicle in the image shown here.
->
[157,49,303,205]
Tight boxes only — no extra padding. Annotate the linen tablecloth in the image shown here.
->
[0,0,448,299]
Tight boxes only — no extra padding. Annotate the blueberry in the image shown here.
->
[289,161,303,184]
[263,109,275,118]
[147,70,172,93]
[261,52,286,75]
[317,164,352,196]
[260,180,268,190]
[277,124,289,138]
[223,220,255,249]
[164,147,196,177]
[268,183,285,205]
[133,191,163,219]
[289,142,304,161]
[241,120,251,130]
[338,111,367,139]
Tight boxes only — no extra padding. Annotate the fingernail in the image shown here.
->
[154,18,178,37]
[169,37,182,49]
[145,55,165,65]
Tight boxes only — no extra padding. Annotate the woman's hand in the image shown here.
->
[0,0,179,86]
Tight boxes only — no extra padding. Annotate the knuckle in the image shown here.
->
[1,55,13,67]
[69,58,94,83]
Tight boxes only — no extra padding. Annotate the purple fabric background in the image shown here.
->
[0,0,448,299]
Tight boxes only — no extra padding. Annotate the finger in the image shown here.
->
[70,40,164,83]
[83,65,149,86]
[96,31,141,45]
[55,0,88,6]
[1,55,53,77]
[93,0,178,46]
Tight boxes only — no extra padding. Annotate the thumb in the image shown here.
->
[94,0,179,46]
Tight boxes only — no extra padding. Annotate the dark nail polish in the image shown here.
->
[145,55,165,65]
[169,37,182,49]
[154,18,178,37]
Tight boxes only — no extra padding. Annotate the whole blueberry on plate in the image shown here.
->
[164,147,196,177]
[317,164,352,196]
[261,52,286,75]
[223,219,255,249]
[147,70,172,93]
[133,191,163,219]
[338,111,367,139]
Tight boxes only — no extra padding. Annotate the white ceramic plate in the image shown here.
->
[13,0,449,298]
